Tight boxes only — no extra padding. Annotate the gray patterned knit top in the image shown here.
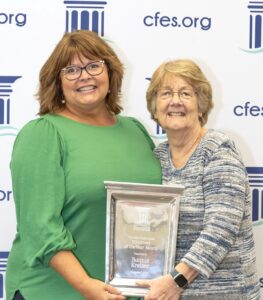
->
[154,129,260,300]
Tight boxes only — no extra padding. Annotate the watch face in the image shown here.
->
[175,274,188,288]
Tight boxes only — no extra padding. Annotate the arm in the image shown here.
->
[137,141,247,299]
[11,119,76,267]
[181,142,247,278]
[49,251,124,300]
[11,119,124,299]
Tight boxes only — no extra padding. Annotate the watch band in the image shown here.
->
[170,269,188,289]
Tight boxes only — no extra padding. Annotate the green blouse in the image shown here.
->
[6,114,162,300]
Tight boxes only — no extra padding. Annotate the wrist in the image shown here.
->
[170,269,188,289]
[77,276,94,296]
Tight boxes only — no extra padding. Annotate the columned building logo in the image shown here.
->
[0,76,21,137]
[0,252,9,299]
[247,1,263,52]
[156,124,166,135]
[149,122,166,141]
[64,0,107,34]
[247,167,263,226]
[145,77,166,140]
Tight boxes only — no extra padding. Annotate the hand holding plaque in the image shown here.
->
[104,181,184,297]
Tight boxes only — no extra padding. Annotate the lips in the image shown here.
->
[76,85,97,92]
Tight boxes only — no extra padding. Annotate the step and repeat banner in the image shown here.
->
[0,0,263,299]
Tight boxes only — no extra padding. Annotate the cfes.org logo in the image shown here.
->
[0,76,21,137]
[143,11,212,31]
[0,189,12,202]
[233,101,263,117]
[63,0,107,34]
[0,12,26,27]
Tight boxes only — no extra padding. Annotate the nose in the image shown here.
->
[170,92,183,104]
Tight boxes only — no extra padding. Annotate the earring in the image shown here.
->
[61,99,66,104]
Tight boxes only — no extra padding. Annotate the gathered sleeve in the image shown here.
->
[181,141,248,278]
[10,118,76,267]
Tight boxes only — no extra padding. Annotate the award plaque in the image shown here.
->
[104,181,184,297]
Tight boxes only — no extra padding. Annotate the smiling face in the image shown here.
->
[154,75,201,135]
[60,54,110,115]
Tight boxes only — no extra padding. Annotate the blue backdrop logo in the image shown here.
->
[0,76,21,137]
[145,77,167,140]
[0,189,12,202]
[64,0,107,34]
[0,252,9,299]
[241,1,263,53]
[143,11,212,31]
[151,124,166,140]
[0,12,27,27]
[247,167,263,226]
[233,101,263,117]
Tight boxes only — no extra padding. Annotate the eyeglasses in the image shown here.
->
[61,60,105,80]
[156,88,196,102]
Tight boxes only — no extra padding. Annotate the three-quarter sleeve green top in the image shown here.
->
[6,114,162,300]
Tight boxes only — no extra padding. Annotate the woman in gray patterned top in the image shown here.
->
[137,59,260,299]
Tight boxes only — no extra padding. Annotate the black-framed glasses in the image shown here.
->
[156,88,196,102]
[61,60,105,81]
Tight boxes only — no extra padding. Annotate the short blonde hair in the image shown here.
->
[37,30,124,115]
[146,59,213,126]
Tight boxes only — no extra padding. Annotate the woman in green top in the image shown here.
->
[6,30,161,300]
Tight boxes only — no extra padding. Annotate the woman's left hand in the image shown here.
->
[136,274,183,300]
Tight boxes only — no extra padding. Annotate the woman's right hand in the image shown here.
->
[83,278,126,300]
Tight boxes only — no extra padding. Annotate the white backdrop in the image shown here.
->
[0,0,262,299]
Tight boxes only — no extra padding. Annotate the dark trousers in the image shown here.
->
[13,291,25,300]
